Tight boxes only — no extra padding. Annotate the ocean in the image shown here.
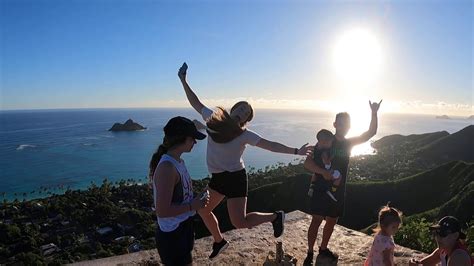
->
[0,108,471,200]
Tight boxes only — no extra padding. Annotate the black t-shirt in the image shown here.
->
[330,138,352,196]
[312,146,331,169]
[311,138,351,193]
[312,146,332,190]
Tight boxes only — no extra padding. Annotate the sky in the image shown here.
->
[0,0,472,116]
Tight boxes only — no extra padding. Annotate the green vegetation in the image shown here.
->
[395,218,474,254]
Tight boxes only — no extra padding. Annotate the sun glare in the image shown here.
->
[333,28,383,86]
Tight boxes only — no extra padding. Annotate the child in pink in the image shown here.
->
[365,205,402,266]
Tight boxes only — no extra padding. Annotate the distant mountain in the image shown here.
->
[371,125,473,164]
[371,131,449,150]
[435,115,451,120]
[109,119,146,131]
[417,125,474,162]
[468,115,474,120]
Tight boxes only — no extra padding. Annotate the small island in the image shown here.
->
[435,115,451,120]
[109,119,146,132]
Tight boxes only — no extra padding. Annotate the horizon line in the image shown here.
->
[0,106,472,118]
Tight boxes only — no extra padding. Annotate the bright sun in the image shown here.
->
[333,28,383,85]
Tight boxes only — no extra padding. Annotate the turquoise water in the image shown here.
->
[0,108,471,200]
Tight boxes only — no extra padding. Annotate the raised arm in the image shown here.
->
[256,138,312,156]
[348,100,382,146]
[178,63,205,114]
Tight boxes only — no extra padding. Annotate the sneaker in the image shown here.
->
[326,191,338,202]
[272,211,285,238]
[318,247,338,261]
[209,239,229,260]
[303,251,314,265]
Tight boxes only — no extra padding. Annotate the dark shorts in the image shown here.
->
[309,177,345,218]
[209,169,248,198]
[155,217,194,265]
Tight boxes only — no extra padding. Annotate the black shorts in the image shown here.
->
[309,178,345,218]
[155,217,194,265]
[209,169,248,198]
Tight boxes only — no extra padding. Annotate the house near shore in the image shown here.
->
[40,243,60,256]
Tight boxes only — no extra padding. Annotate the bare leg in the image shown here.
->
[227,197,276,229]
[197,188,225,243]
[320,216,338,249]
[308,215,324,252]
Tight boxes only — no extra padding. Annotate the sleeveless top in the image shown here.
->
[153,154,195,232]
[439,241,474,266]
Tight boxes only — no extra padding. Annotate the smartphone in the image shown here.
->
[200,190,209,200]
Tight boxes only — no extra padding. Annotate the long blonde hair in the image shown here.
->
[206,101,254,143]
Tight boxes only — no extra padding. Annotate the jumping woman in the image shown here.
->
[150,116,210,265]
[178,62,312,260]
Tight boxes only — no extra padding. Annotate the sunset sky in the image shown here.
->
[1,0,472,116]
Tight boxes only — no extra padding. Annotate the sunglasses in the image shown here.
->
[431,229,451,238]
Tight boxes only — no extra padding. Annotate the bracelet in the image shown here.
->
[294,148,298,155]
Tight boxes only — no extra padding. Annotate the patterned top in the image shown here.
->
[365,233,395,266]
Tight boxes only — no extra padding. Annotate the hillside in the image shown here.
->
[239,161,474,230]
[371,131,449,150]
[350,125,473,180]
[371,125,473,164]
[70,211,426,265]
[418,125,474,162]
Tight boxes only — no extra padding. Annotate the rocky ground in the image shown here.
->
[70,211,426,266]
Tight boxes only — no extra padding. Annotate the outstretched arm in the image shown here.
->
[178,63,206,114]
[256,138,312,156]
[409,249,441,265]
[348,100,382,146]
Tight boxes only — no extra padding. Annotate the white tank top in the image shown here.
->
[153,154,195,232]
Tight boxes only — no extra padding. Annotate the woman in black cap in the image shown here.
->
[409,216,472,266]
[149,116,210,265]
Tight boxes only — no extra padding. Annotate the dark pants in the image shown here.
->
[155,217,194,265]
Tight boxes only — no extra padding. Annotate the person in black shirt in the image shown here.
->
[303,100,382,265]
[307,129,342,202]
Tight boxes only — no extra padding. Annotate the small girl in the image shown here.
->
[365,204,403,266]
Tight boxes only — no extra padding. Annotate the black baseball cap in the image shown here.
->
[164,116,206,140]
[429,216,466,239]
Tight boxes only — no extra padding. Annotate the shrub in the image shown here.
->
[395,217,437,253]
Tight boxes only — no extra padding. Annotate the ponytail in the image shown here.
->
[148,135,187,182]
